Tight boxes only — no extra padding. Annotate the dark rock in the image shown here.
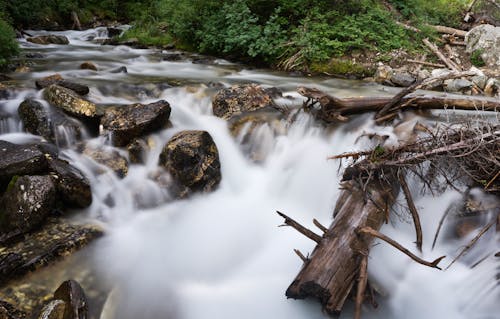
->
[263,87,283,98]
[38,300,65,319]
[24,52,45,59]
[159,130,221,197]
[79,62,97,71]
[390,71,416,87]
[101,100,171,147]
[162,53,184,61]
[212,84,276,120]
[44,85,97,118]
[0,83,11,100]
[27,36,69,45]
[0,74,12,82]
[0,175,56,235]
[109,66,127,73]
[444,79,474,93]
[79,144,128,178]
[0,300,26,319]
[53,280,88,319]
[107,27,122,38]
[127,138,148,164]
[48,159,92,208]
[36,74,89,96]
[0,141,49,188]
[18,99,83,145]
[0,218,103,285]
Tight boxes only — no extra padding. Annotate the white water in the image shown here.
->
[1,28,498,319]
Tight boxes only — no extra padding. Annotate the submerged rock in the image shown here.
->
[127,138,149,164]
[27,35,69,45]
[79,62,97,71]
[466,24,500,69]
[79,144,128,178]
[212,84,276,120]
[101,100,171,147]
[0,141,49,187]
[0,218,103,286]
[109,66,127,74]
[53,280,88,319]
[0,175,56,235]
[44,85,97,118]
[36,74,90,96]
[159,130,221,197]
[38,300,65,319]
[0,300,26,319]
[48,159,92,209]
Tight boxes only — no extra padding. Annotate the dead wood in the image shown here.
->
[428,25,468,38]
[354,255,368,319]
[357,226,445,269]
[277,211,322,243]
[398,173,423,251]
[284,176,398,315]
[406,59,446,68]
[423,38,460,71]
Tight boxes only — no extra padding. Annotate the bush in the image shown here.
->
[0,17,19,67]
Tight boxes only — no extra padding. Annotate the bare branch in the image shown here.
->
[354,255,368,319]
[398,173,423,251]
[277,211,322,243]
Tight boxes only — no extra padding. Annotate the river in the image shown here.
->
[0,27,498,319]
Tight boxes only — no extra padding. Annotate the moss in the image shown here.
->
[6,175,19,193]
[310,59,374,78]
[470,49,486,67]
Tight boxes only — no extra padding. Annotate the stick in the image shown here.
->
[406,59,446,68]
[313,218,329,234]
[398,173,423,252]
[432,206,453,250]
[427,25,467,38]
[423,38,460,71]
[277,211,322,243]
[396,21,421,33]
[357,226,445,269]
[445,219,496,270]
[354,255,368,319]
[294,249,308,263]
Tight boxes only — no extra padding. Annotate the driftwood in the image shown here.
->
[406,59,445,68]
[423,38,460,71]
[428,25,468,38]
[282,175,398,315]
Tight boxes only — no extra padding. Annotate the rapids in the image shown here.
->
[0,27,498,319]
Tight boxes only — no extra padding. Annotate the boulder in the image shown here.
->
[0,175,56,235]
[48,159,92,208]
[36,74,89,96]
[27,35,69,45]
[212,84,276,120]
[390,71,416,87]
[80,144,128,178]
[18,99,83,146]
[484,78,500,96]
[0,141,48,187]
[44,85,97,118]
[127,138,149,164]
[53,280,88,319]
[109,66,127,73]
[159,130,221,196]
[38,300,65,319]
[0,218,103,285]
[107,27,122,38]
[101,100,171,147]
[374,65,393,84]
[443,79,474,93]
[79,62,97,71]
[465,24,500,69]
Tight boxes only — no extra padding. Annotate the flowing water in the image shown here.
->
[1,28,498,319]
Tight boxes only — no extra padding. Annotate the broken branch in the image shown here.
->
[398,173,424,252]
[354,255,368,319]
[277,211,322,243]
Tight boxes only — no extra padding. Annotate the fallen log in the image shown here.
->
[423,38,460,71]
[427,25,468,38]
[298,86,500,123]
[283,175,398,315]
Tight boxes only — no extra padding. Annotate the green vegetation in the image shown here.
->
[470,49,486,67]
[0,17,18,67]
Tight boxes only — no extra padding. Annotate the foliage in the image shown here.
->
[387,0,467,27]
[0,17,19,67]
[470,49,486,67]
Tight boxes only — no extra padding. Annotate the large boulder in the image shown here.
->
[100,100,171,147]
[159,130,221,196]
[466,24,500,69]
[48,159,92,208]
[35,74,89,96]
[18,99,82,145]
[44,85,97,118]
[0,141,48,187]
[212,84,276,120]
[0,175,56,235]
[53,280,88,319]
[27,35,69,45]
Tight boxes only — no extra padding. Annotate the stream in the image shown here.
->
[0,27,498,319]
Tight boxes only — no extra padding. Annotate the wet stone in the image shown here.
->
[0,300,26,319]
[79,144,129,178]
[0,175,56,235]
[48,158,92,209]
[79,62,97,71]
[109,66,127,74]
[0,141,49,188]
[101,100,171,147]
[53,280,88,319]
[127,138,149,164]
[36,75,89,96]
[43,85,96,118]
[212,84,276,120]
[27,36,69,45]
[38,300,65,319]
[159,130,221,197]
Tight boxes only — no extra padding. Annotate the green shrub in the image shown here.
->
[0,17,19,67]
[470,49,486,67]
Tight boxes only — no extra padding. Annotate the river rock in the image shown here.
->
[127,138,149,164]
[36,75,89,96]
[80,62,97,71]
[109,66,127,73]
[79,144,128,178]
[38,300,65,319]
[0,141,49,188]
[53,280,88,319]
[159,130,221,196]
[212,84,276,120]
[0,218,103,286]
[44,85,96,118]
[107,27,122,38]
[0,175,56,235]
[390,71,416,87]
[374,65,393,84]
[48,159,92,208]
[101,100,171,147]
[484,78,500,96]
[27,35,69,45]
[0,300,26,319]
[0,74,12,82]
[465,24,500,69]
[443,79,474,93]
